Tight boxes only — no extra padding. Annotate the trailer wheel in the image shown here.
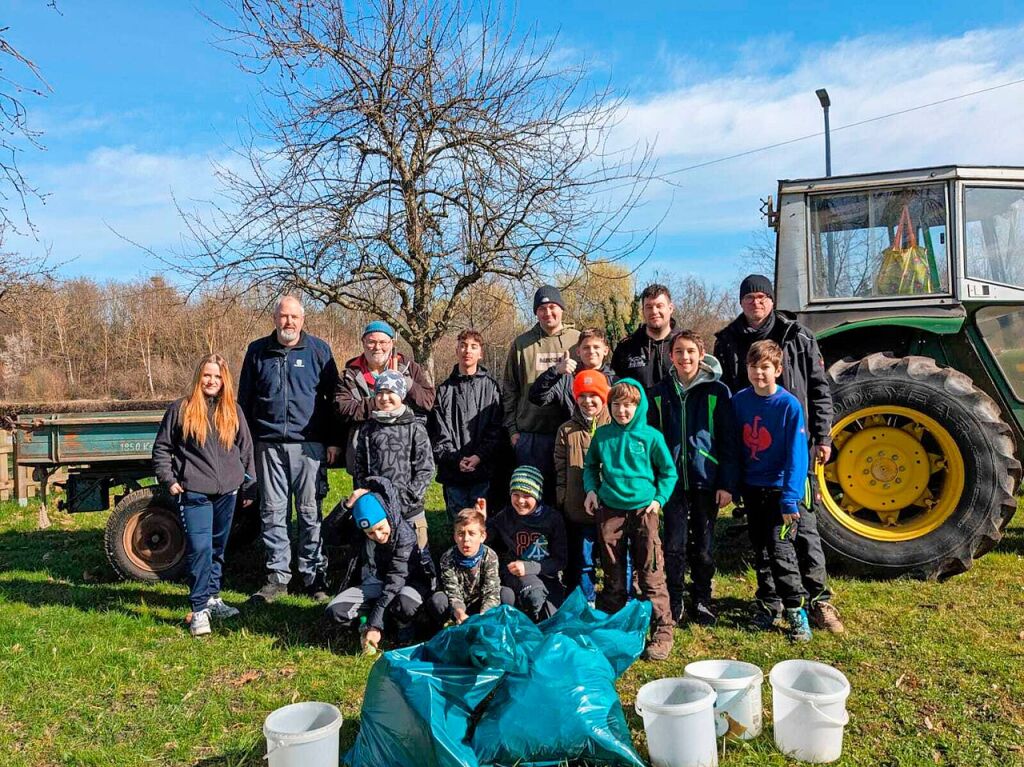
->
[817,353,1020,579]
[104,487,186,582]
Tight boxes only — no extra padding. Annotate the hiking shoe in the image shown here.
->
[206,596,240,619]
[642,629,674,661]
[751,607,783,631]
[690,601,718,627]
[250,581,288,605]
[189,609,211,637]
[809,601,845,634]
[785,607,813,643]
[307,574,331,604]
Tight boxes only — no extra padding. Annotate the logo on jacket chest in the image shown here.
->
[294,358,305,368]
[628,439,646,456]
[625,355,646,369]
[743,416,772,460]
[535,351,567,372]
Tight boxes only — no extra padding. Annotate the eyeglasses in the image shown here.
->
[741,294,772,304]
[364,340,393,348]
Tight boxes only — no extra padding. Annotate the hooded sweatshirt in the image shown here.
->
[488,503,568,579]
[611,320,680,390]
[502,322,581,436]
[648,354,739,495]
[353,406,435,521]
[583,377,678,510]
[554,403,611,524]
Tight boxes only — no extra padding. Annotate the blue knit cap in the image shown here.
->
[510,465,545,500]
[362,320,395,338]
[374,369,408,398]
[352,492,387,530]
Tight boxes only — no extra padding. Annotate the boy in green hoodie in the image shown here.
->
[583,379,678,660]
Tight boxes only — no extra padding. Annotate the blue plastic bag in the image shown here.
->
[345,591,651,767]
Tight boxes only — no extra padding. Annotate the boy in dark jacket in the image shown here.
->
[732,340,833,643]
[649,330,738,626]
[529,327,616,424]
[429,507,502,625]
[553,369,611,605]
[583,379,678,660]
[324,475,433,652]
[488,466,568,622]
[430,330,505,520]
[353,371,435,550]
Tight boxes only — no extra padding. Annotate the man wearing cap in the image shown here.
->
[611,283,680,390]
[713,274,844,634]
[238,295,340,605]
[335,319,436,473]
[502,286,580,494]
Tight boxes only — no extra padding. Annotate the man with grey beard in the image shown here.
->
[334,320,436,543]
[238,295,340,604]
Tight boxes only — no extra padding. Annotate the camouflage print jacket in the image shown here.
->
[438,545,501,615]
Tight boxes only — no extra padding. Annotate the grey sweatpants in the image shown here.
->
[256,441,328,587]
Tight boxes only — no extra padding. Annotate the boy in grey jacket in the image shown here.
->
[353,371,436,550]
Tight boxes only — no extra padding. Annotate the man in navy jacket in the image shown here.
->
[238,295,340,604]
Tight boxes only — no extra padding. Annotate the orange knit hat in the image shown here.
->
[572,370,610,403]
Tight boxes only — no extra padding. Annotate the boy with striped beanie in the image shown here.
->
[487,465,567,621]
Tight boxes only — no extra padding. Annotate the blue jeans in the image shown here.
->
[256,441,328,586]
[442,481,490,522]
[178,490,236,613]
[564,520,597,603]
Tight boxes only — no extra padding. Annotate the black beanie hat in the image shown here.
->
[533,285,565,312]
[739,274,774,303]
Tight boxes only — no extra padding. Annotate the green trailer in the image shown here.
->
[12,408,212,582]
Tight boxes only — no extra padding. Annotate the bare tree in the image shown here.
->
[180,0,654,371]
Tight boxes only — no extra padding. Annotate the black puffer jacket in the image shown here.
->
[528,363,616,424]
[429,365,505,485]
[322,476,433,631]
[353,407,435,519]
[611,321,679,391]
[713,311,834,447]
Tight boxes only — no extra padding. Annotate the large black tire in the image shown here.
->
[104,487,187,582]
[820,353,1020,579]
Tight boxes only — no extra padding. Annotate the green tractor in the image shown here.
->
[766,165,1023,579]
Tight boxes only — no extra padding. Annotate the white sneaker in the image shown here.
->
[206,596,240,619]
[190,608,212,637]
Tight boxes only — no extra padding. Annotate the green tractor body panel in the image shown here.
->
[767,165,1024,578]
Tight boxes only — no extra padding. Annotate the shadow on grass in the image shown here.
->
[995,523,1024,557]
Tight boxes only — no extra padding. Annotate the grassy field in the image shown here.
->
[1,472,1022,767]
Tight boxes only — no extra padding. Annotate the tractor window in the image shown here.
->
[976,307,1024,401]
[964,187,1024,288]
[808,185,948,300]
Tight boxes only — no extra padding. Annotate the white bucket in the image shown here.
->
[635,677,718,767]
[684,659,764,740]
[770,660,850,763]
[263,701,343,767]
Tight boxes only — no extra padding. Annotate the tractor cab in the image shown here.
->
[764,165,1023,579]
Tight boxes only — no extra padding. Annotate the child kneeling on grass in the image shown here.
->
[488,466,568,622]
[732,339,831,643]
[324,476,433,653]
[428,507,501,626]
[584,379,678,661]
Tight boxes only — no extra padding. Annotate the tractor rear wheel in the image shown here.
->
[817,353,1020,579]
[104,487,187,582]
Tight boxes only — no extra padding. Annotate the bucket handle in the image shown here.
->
[808,702,849,727]
[712,678,760,713]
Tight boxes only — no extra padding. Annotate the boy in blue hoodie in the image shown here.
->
[732,340,825,642]
[583,379,678,660]
[649,330,738,626]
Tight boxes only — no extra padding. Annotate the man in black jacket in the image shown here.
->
[713,274,844,634]
[429,330,505,520]
[611,284,680,390]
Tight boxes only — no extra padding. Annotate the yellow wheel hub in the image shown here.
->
[817,405,964,541]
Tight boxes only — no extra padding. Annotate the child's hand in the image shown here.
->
[507,561,526,577]
[361,627,381,653]
[346,488,370,507]
[454,608,469,624]
[782,512,800,525]
[644,500,662,515]
[584,491,599,514]
[555,356,577,376]
[715,490,732,509]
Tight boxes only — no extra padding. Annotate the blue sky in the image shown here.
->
[5,0,1024,291]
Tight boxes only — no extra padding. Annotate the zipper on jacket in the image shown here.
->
[678,386,689,492]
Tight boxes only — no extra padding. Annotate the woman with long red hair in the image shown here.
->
[153,354,256,637]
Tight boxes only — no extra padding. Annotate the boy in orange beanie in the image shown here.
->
[552,370,611,605]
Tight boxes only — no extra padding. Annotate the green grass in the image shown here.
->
[1,474,1022,766]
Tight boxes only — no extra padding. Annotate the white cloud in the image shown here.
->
[614,24,1024,243]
